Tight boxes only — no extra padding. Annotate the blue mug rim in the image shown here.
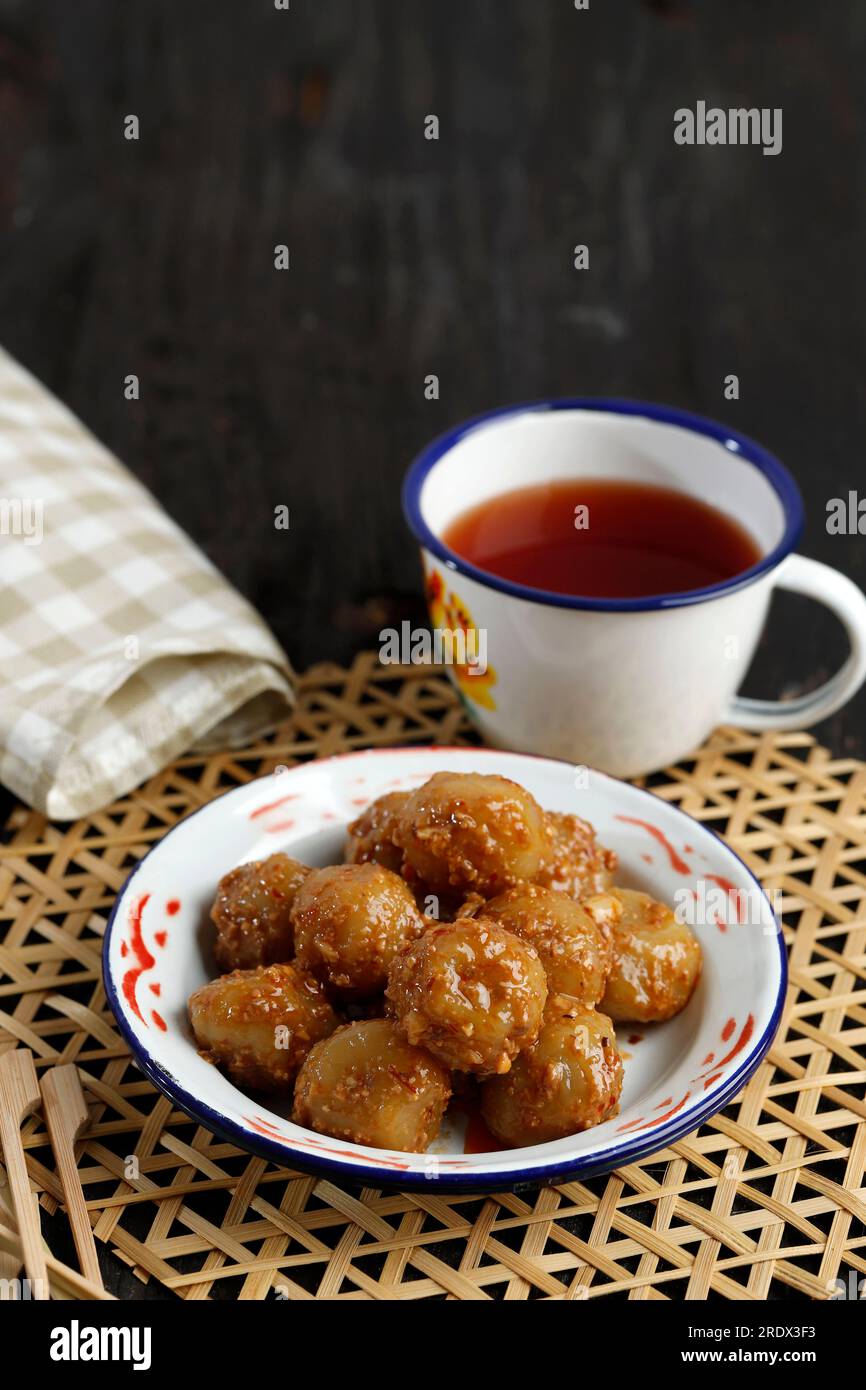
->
[401,398,805,613]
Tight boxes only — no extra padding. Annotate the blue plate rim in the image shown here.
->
[102,746,788,1193]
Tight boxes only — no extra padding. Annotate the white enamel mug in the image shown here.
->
[403,400,866,777]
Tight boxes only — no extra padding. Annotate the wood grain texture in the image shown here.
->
[0,1219,112,1299]
[40,1063,103,1287]
[0,4,864,1298]
[0,0,862,750]
[0,1048,48,1297]
[0,655,863,1301]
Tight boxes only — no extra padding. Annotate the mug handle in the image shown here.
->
[724,553,866,730]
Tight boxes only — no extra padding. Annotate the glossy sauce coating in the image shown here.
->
[292,1019,451,1152]
[481,1004,623,1146]
[188,963,337,1092]
[394,771,549,898]
[344,791,409,873]
[534,811,617,900]
[211,853,310,972]
[192,771,697,1157]
[292,862,425,999]
[387,918,548,1075]
[581,890,624,943]
[600,888,702,1023]
[482,883,610,1006]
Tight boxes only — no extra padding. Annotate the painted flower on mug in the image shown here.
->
[425,568,498,710]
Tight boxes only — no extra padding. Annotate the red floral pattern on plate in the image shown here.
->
[120,895,173,1028]
[616,1013,755,1133]
[111,756,778,1175]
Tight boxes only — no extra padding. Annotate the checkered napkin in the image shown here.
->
[0,347,294,818]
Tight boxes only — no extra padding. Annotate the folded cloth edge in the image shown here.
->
[0,343,298,820]
[40,658,292,820]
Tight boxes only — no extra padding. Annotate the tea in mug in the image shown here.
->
[442,478,761,599]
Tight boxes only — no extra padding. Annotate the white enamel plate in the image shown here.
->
[103,747,785,1191]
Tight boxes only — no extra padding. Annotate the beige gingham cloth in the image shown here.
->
[0,347,294,818]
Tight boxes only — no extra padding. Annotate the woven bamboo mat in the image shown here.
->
[1,652,865,1301]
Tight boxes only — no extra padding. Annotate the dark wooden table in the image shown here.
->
[0,0,862,1299]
